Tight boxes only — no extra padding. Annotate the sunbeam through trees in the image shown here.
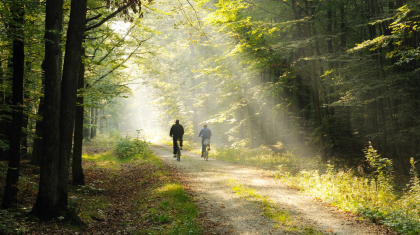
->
[0,0,420,234]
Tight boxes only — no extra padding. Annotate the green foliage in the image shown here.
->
[113,136,152,159]
[364,142,394,179]
[274,145,419,235]
[212,142,420,234]
[138,182,201,235]
[0,209,29,234]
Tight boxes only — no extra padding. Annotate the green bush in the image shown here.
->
[113,136,152,159]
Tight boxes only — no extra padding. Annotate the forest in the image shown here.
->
[0,0,420,234]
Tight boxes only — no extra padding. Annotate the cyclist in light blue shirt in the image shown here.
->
[198,124,212,157]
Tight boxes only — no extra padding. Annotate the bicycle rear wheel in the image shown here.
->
[204,150,208,161]
[176,142,181,161]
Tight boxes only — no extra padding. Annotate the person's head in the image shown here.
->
[175,120,179,124]
[203,124,207,128]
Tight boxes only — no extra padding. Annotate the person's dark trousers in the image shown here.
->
[173,136,183,154]
[201,138,209,155]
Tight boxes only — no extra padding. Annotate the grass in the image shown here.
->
[136,183,201,235]
[223,178,323,234]
[210,143,420,235]
[0,135,202,234]
[81,137,202,235]
[210,145,323,172]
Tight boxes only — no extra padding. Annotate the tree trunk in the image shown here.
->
[72,49,86,186]
[245,102,253,148]
[21,110,29,159]
[0,35,13,161]
[83,107,90,139]
[31,66,45,167]
[57,0,87,212]
[2,2,25,208]
[90,107,95,139]
[378,98,387,158]
[340,5,346,50]
[236,106,244,140]
[0,57,6,161]
[94,108,98,138]
[31,0,63,218]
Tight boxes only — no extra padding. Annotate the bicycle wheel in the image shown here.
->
[204,150,208,161]
[176,143,181,161]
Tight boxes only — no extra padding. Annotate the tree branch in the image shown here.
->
[86,14,102,23]
[89,38,150,87]
[85,4,130,32]
[92,35,109,58]
[98,25,136,63]
[243,0,282,16]
[185,0,209,41]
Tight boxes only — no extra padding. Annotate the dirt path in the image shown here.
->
[152,143,395,235]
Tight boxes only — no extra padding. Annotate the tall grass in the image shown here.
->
[211,143,420,235]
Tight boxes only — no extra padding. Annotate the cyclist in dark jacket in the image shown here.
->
[198,124,212,157]
[170,120,184,157]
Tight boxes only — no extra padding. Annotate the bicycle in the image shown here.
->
[176,138,181,161]
[203,139,210,161]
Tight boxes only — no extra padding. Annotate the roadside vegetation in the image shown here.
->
[210,143,420,235]
[0,136,201,234]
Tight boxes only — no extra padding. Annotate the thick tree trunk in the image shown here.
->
[0,57,6,161]
[31,0,63,218]
[72,49,85,186]
[57,0,87,212]
[0,44,13,161]
[2,2,25,208]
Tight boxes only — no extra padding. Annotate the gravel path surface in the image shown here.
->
[152,143,396,235]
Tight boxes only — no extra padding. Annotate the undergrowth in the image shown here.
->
[83,136,202,235]
[0,135,202,234]
[211,142,420,235]
[114,136,153,160]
